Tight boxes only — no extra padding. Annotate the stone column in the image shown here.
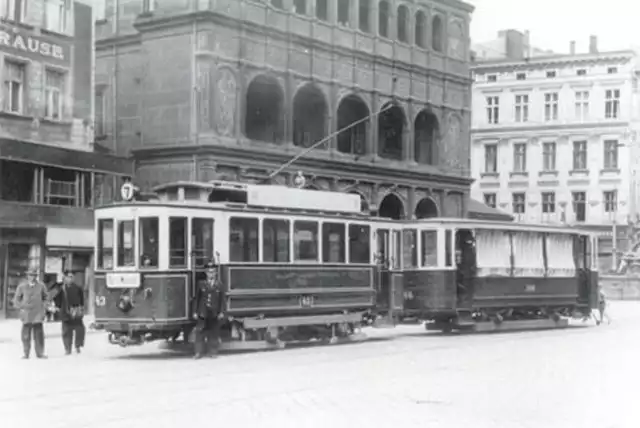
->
[284,74,295,147]
[235,67,246,139]
[408,186,416,219]
[328,0,337,23]
[370,92,379,158]
[371,0,379,35]
[405,101,415,163]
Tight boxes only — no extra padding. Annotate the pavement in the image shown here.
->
[0,303,637,428]
[0,315,98,343]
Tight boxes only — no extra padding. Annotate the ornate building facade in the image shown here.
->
[95,0,479,220]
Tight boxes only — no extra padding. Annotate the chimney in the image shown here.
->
[589,35,598,54]
[524,30,531,58]
[570,40,576,55]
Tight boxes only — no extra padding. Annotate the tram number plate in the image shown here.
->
[525,284,536,293]
[299,295,315,308]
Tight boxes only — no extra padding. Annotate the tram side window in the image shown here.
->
[117,220,135,267]
[229,217,259,262]
[169,217,188,268]
[97,219,114,269]
[323,222,346,263]
[402,229,418,269]
[349,224,370,264]
[294,221,319,262]
[192,218,214,267]
[445,230,453,267]
[139,217,159,268]
[421,230,438,267]
[263,219,290,262]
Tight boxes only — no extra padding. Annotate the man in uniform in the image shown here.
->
[12,266,49,359]
[193,260,224,359]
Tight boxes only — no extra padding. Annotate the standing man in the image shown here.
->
[12,266,49,359]
[53,270,86,355]
[193,260,224,359]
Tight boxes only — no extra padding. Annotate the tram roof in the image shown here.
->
[411,218,597,235]
[145,180,362,214]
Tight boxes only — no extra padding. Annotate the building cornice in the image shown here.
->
[132,144,474,188]
[472,120,631,137]
[472,51,635,73]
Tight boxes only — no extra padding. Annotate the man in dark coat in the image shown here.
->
[193,261,224,359]
[12,267,49,359]
[53,271,86,355]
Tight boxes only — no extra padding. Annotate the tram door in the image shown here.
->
[376,228,403,317]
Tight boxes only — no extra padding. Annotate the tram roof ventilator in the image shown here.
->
[149,180,362,215]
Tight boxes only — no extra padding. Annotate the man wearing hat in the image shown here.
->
[12,266,49,359]
[192,260,224,359]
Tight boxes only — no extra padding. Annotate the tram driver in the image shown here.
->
[193,260,224,359]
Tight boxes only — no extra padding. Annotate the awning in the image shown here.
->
[468,199,514,221]
[46,226,94,248]
[0,138,133,175]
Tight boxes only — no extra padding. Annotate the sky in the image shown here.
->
[468,0,640,54]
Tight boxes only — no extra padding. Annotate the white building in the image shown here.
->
[470,37,640,269]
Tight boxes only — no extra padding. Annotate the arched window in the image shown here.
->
[397,5,409,43]
[415,10,426,48]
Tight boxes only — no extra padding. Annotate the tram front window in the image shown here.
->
[117,220,135,267]
[169,217,188,268]
[97,219,114,269]
[139,217,159,268]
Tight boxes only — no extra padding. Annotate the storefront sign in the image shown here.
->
[0,24,70,65]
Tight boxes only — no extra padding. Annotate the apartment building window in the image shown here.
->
[572,141,587,170]
[516,72,526,80]
[337,0,349,26]
[44,0,68,33]
[576,69,587,76]
[142,0,157,13]
[542,192,556,213]
[315,0,328,20]
[604,190,617,213]
[544,92,559,121]
[607,67,618,74]
[3,0,26,22]
[513,143,527,172]
[486,96,499,124]
[512,193,526,214]
[44,69,65,120]
[542,142,557,171]
[605,89,620,119]
[575,91,589,121]
[483,193,496,208]
[546,70,557,78]
[604,140,619,169]
[487,74,497,82]
[484,144,498,173]
[3,61,25,114]
[514,94,529,123]
[95,89,106,136]
[572,192,586,222]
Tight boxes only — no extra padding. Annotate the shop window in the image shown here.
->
[169,217,188,268]
[421,230,438,267]
[294,221,318,262]
[191,218,214,267]
[263,219,290,263]
[1,160,35,202]
[402,229,418,268]
[116,220,135,267]
[139,217,159,268]
[349,224,370,264]
[322,222,346,263]
[229,217,259,262]
[97,219,114,269]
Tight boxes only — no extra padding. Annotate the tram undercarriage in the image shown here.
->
[97,312,368,353]
[424,304,592,333]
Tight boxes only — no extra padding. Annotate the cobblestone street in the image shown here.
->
[1,302,638,428]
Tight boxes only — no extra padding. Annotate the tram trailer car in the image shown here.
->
[391,219,600,332]
[92,181,379,350]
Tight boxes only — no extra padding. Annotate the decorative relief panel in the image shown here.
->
[335,58,354,82]
[313,51,332,79]
[441,114,465,173]
[412,79,427,101]
[395,74,411,98]
[291,47,312,75]
[355,59,373,89]
[265,42,288,70]
[445,192,463,217]
[214,68,238,137]
[429,81,444,105]
[196,59,215,132]
[448,19,465,60]
[446,87,464,109]
[244,38,266,64]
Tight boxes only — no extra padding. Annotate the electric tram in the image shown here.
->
[92,180,599,350]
